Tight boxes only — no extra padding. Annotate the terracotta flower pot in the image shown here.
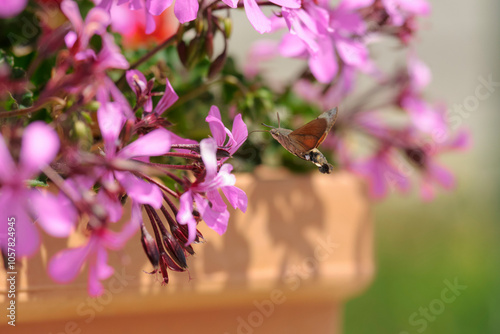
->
[0,167,374,333]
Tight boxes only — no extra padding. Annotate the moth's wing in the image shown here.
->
[288,118,328,151]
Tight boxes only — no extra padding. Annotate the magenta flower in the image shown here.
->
[205,105,248,155]
[276,0,375,83]
[97,102,171,209]
[0,122,75,257]
[353,145,411,199]
[62,0,111,58]
[48,203,142,296]
[126,69,178,115]
[399,55,447,135]
[0,0,27,18]
[379,0,430,26]
[177,138,248,245]
[229,0,301,34]
[410,130,470,201]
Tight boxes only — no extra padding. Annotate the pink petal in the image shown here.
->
[177,190,197,245]
[48,242,91,283]
[309,36,337,83]
[96,190,123,223]
[230,114,248,154]
[200,138,218,179]
[126,69,148,93]
[408,54,431,89]
[244,0,272,34]
[206,106,227,146]
[147,0,173,16]
[115,171,163,208]
[282,8,319,54]
[19,122,60,179]
[0,0,28,18]
[428,163,454,190]
[194,193,230,236]
[270,0,301,8]
[206,189,227,212]
[448,129,471,151]
[84,7,110,37]
[221,0,238,8]
[64,31,78,48]
[95,246,114,280]
[222,185,248,212]
[118,128,171,159]
[98,102,125,156]
[144,9,156,34]
[339,0,375,10]
[174,0,199,23]
[336,36,368,67]
[153,78,179,115]
[31,191,76,237]
[118,202,143,241]
[61,0,84,33]
[279,33,307,58]
[399,0,430,15]
[0,190,40,256]
[97,34,130,70]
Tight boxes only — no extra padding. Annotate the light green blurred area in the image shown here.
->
[345,0,500,333]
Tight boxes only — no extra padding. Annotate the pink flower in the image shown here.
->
[0,0,28,18]
[399,55,447,135]
[48,203,142,296]
[97,102,171,208]
[0,122,75,257]
[408,130,470,201]
[177,139,248,245]
[125,69,178,115]
[61,0,110,58]
[205,105,248,155]
[353,145,411,199]
[379,0,430,26]
[277,0,375,83]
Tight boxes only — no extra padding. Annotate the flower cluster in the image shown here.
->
[0,0,467,296]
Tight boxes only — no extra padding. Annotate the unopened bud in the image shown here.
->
[223,18,232,38]
[141,224,160,270]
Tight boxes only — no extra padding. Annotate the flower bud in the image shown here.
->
[141,224,160,270]
[223,18,232,38]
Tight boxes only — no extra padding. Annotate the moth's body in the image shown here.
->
[266,107,338,174]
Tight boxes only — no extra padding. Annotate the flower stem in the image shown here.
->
[0,97,66,119]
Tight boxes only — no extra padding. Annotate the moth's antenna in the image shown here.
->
[261,123,274,128]
[276,112,281,128]
[249,129,269,135]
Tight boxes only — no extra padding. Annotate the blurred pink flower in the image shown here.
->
[241,0,301,34]
[0,0,28,18]
[409,130,470,201]
[399,55,447,135]
[277,0,375,83]
[97,103,171,208]
[379,0,430,26]
[0,122,75,257]
[353,145,411,199]
[177,138,248,245]
[48,203,142,296]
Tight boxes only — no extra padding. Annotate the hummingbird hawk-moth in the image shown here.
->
[263,107,338,174]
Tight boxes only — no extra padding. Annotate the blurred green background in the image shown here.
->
[230,0,500,333]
